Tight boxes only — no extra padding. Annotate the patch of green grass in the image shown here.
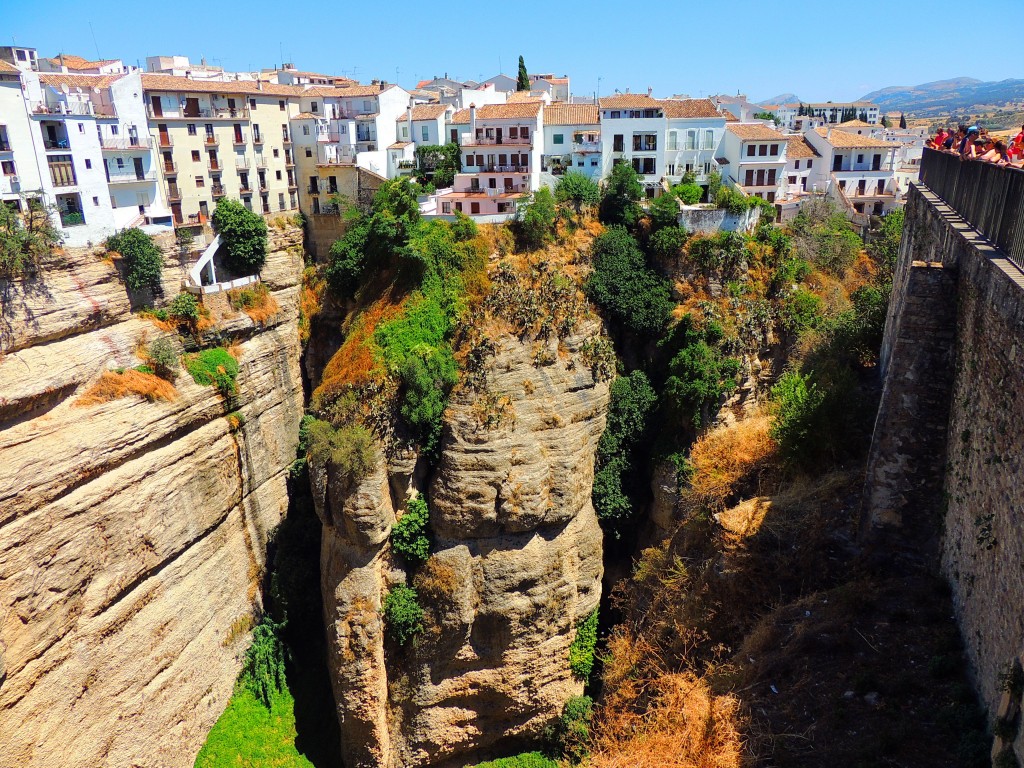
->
[184,348,239,396]
[194,683,313,768]
[471,752,559,768]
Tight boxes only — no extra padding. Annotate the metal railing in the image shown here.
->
[147,105,250,120]
[101,137,151,151]
[919,147,1024,272]
[204,135,219,146]
[462,135,532,146]
[108,171,155,184]
[212,184,226,197]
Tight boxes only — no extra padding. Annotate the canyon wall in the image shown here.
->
[0,223,305,768]
[313,323,609,767]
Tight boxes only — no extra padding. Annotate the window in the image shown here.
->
[363,100,372,112]
[465,154,476,167]
[613,134,624,152]
[195,176,205,187]
[857,154,864,164]
[758,144,767,156]
[745,169,755,185]
[191,150,201,162]
[807,159,813,168]
[16,50,25,61]
[279,100,286,111]
[111,125,119,135]
[610,111,620,119]
[633,134,656,151]
[455,201,463,212]
[795,160,800,169]
[92,196,99,205]
[305,147,312,157]
[276,170,282,180]
[685,130,696,150]
[667,131,677,151]
[553,133,564,145]
[84,159,92,169]
[401,126,408,139]
[303,125,310,135]
[521,127,529,139]
[273,148,279,158]
[788,175,797,185]
[116,157,124,169]
[590,158,598,166]
[78,124,85,133]
[704,129,714,148]
[421,125,429,142]
[767,169,776,185]
[1,161,15,175]
[746,144,756,157]
[470,202,480,214]
[249,98,257,109]
[205,124,214,137]
[278,193,285,210]
[311,102,319,113]
[441,201,451,214]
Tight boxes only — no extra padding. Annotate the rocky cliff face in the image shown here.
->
[0,225,305,768]
[313,323,609,767]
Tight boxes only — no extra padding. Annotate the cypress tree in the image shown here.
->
[517,55,530,92]
[899,113,907,129]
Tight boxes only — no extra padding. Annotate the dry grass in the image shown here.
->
[594,634,743,768]
[687,414,779,510]
[227,283,279,325]
[76,369,177,406]
[298,266,325,343]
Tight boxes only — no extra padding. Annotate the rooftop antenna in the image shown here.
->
[89,21,101,60]
[279,41,283,68]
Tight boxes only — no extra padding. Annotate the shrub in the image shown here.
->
[383,584,424,645]
[593,371,657,529]
[687,231,747,277]
[599,163,643,228]
[513,187,557,251]
[414,143,461,189]
[450,210,478,241]
[398,350,457,454]
[545,696,593,765]
[240,616,286,710]
[770,371,826,468]
[168,291,200,324]
[148,337,178,381]
[212,198,268,275]
[183,347,239,396]
[647,192,681,232]
[472,753,558,768]
[661,316,742,431]
[650,226,689,261]
[673,182,703,205]
[228,282,279,324]
[568,609,599,681]
[0,199,61,275]
[586,227,672,338]
[791,197,863,276]
[108,228,163,291]
[306,420,378,483]
[869,207,904,285]
[326,218,370,298]
[555,171,600,213]
[392,497,431,565]
[778,287,824,335]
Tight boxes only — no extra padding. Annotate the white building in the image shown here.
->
[777,136,822,221]
[436,102,543,217]
[0,61,45,215]
[530,74,570,102]
[391,103,454,177]
[804,126,899,220]
[542,104,601,179]
[662,99,729,187]
[598,94,667,194]
[719,123,789,202]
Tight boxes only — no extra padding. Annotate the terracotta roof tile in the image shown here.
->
[727,123,787,141]
[0,61,20,74]
[395,104,449,122]
[141,73,305,97]
[543,104,599,125]
[722,109,739,122]
[39,73,126,89]
[293,112,319,119]
[306,83,397,98]
[660,98,723,119]
[835,119,874,128]
[786,137,820,159]
[450,102,542,123]
[599,94,662,109]
[507,91,542,103]
[388,141,412,149]
[814,127,891,148]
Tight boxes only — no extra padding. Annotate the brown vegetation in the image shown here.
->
[687,413,778,510]
[298,266,325,343]
[227,282,279,325]
[75,369,177,406]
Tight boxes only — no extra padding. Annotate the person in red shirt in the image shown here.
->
[934,127,948,148]
[1010,124,1024,160]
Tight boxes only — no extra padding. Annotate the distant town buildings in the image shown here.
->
[0,43,919,242]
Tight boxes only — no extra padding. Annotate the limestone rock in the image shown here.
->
[0,225,304,768]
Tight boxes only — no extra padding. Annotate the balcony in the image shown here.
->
[255,155,268,169]
[108,171,156,184]
[469,164,529,174]
[257,179,269,191]
[163,161,178,175]
[101,137,151,151]
[42,138,71,150]
[235,157,251,170]
[208,160,222,174]
[252,133,265,146]
[284,156,295,167]
[34,101,116,117]
[572,141,602,153]
[282,134,292,145]
[317,157,356,167]
[158,135,173,148]
[204,135,219,147]
[59,210,86,227]
[211,184,226,198]
[147,105,250,120]
[167,187,182,202]
[462,135,532,146]
[317,132,341,143]
[288,181,298,190]
[307,184,320,195]
[239,185,253,196]
[232,135,247,147]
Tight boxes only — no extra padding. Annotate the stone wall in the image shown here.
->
[864,183,1024,759]
[677,205,759,235]
[0,224,305,768]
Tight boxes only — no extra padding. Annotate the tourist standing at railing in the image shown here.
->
[933,127,949,149]
[1010,125,1024,161]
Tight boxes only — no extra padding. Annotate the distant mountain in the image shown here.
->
[759,93,799,106]
[859,77,1024,117]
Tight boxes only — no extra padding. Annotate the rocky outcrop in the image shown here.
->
[0,225,305,768]
[315,324,609,767]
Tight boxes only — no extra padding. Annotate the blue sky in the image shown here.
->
[3,0,1013,103]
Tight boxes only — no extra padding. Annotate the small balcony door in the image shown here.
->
[184,98,200,118]
[872,154,882,171]
[833,155,842,172]
[152,96,163,117]
[133,157,144,180]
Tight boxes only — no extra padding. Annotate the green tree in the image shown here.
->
[661,316,741,430]
[672,182,703,205]
[568,609,599,681]
[391,497,431,565]
[554,171,600,213]
[212,199,268,275]
[900,112,907,129]
[647,192,681,232]
[108,227,163,291]
[650,226,689,261]
[148,337,178,381]
[240,616,286,710]
[586,227,672,337]
[415,143,461,188]
[513,187,557,250]
[0,199,62,276]
[517,55,530,92]
[383,585,424,645]
[545,696,594,765]
[599,163,643,227]
[706,169,723,202]
[399,348,458,453]
[880,115,890,128]
[869,207,904,285]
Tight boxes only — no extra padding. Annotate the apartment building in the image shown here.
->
[776,136,822,220]
[436,102,543,217]
[720,123,790,202]
[598,94,666,193]
[291,82,408,212]
[662,99,729,186]
[0,46,39,72]
[141,74,302,226]
[804,126,899,218]
[389,103,454,177]
[542,104,601,178]
[0,62,45,217]
[803,101,880,125]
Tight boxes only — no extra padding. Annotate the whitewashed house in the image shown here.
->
[720,123,789,202]
[542,104,601,179]
[804,126,900,220]
[662,99,729,188]
[598,94,666,195]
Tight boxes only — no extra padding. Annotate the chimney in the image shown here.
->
[740,105,748,122]
[647,86,653,97]
[407,102,414,143]
[257,78,263,91]
[469,103,477,142]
